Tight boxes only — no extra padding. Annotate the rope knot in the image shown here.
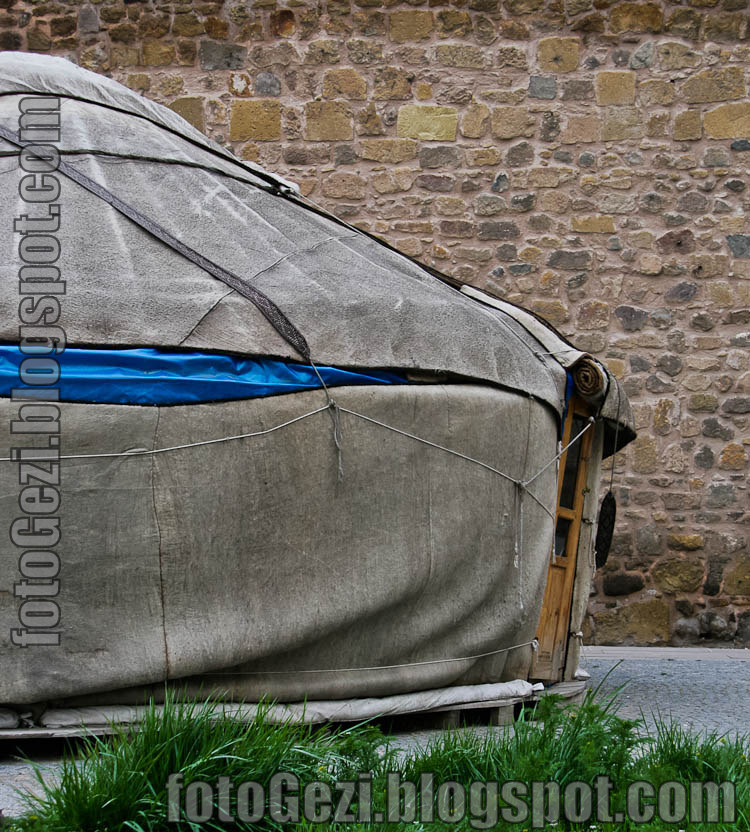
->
[328,398,344,482]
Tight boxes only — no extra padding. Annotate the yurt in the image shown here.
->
[0,53,634,729]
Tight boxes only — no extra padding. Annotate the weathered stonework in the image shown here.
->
[6,0,747,647]
[229,98,280,141]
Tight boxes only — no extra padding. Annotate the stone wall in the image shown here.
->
[1,0,748,646]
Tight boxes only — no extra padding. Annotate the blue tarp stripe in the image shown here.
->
[0,346,407,405]
[561,370,575,437]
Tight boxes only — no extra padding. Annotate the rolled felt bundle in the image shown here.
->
[572,356,606,397]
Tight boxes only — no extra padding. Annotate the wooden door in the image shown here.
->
[530,395,593,682]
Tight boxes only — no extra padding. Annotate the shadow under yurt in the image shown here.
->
[0,53,635,732]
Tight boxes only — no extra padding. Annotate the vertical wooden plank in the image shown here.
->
[563,421,604,682]
[531,396,594,682]
[489,705,515,726]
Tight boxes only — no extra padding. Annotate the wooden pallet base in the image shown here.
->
[427,679,586,730]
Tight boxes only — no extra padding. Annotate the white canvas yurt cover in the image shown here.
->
[0,53,634,715]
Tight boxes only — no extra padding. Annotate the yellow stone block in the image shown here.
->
[168,97,204,132]
[396,105,458,141]
[229,99,281,141]
[360,139,418,163]
[304,101,353,141]
[322,68,367,100]
[596,71,636,105]
[561,115,601,144]
[537,37,581,73]
[674,109,702,141]
[704,102,750,138]
[389,10,434,42]
[490,106,533,139]
[571,215,616,233]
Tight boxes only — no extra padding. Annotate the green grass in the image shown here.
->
[5,685,748,832]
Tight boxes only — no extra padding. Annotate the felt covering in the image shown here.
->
[0,54,635,708]
[1,385,557,705]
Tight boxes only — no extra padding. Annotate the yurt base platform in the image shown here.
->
[429,680,587,729]
[0,681,587,740]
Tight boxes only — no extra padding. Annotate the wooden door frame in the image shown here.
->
[530,394,594,682]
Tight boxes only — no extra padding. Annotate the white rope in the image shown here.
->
[336,406,556,521]
[523,416,594,487]
[0,405,330,461]
[335,406,518,485]
[308,360,345,480]
[202,639,540,676]
[0,398,570,521]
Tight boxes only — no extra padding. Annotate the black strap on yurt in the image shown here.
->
[0,124,311,361]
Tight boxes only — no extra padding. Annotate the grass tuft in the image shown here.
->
[4,686,748,832]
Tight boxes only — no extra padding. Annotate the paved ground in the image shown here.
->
[0,756,61,822]
[390,646,750,756]
[1,647,748,820]
[580,645,750,738]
